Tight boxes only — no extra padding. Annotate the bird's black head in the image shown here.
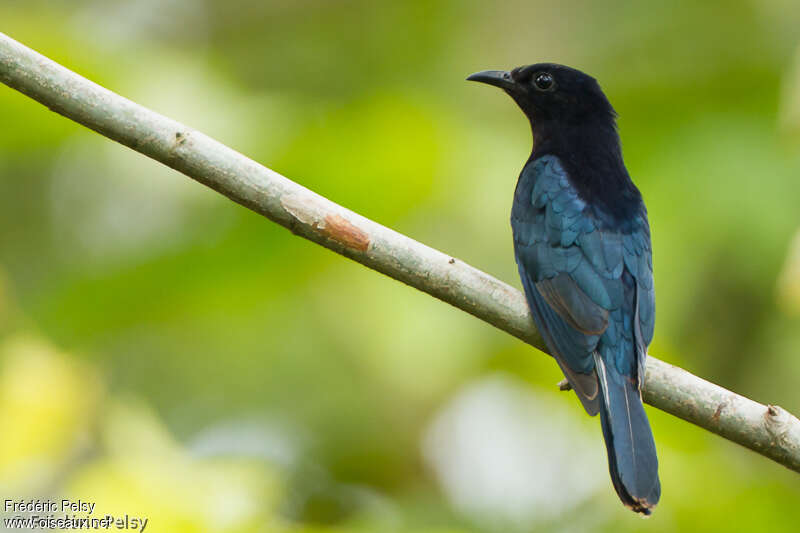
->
[467,63,616,125]
[469,63,642,224]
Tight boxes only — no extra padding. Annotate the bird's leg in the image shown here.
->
[557,378,572,391]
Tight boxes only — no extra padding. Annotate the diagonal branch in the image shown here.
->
[2,32,799,472]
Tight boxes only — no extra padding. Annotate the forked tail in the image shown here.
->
[595,353,660,514]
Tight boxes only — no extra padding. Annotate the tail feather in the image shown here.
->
[595,353,660,514]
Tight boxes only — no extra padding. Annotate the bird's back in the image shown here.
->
[512,155,659,512]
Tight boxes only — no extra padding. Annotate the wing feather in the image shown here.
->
[512,155,655,409]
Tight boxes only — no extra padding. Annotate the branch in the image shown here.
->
[2,32,799,472]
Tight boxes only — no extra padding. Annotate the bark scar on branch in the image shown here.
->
[280,193,370,252]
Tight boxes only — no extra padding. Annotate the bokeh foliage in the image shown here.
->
[2,1,800,531]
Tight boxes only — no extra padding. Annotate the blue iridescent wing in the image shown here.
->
[512,155,654,410]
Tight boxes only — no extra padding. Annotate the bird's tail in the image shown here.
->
[594,352,660,514]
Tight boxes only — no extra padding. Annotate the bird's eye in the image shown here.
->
[533,72,554,91]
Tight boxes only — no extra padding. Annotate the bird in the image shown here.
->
[467,64,660,514]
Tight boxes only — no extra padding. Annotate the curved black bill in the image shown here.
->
[466,70,514,90]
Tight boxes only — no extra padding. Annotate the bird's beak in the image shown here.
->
[466,70,515,90]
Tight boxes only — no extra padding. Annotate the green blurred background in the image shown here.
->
[2,1,800,531]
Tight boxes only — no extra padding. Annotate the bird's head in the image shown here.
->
[467,63,616,125]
